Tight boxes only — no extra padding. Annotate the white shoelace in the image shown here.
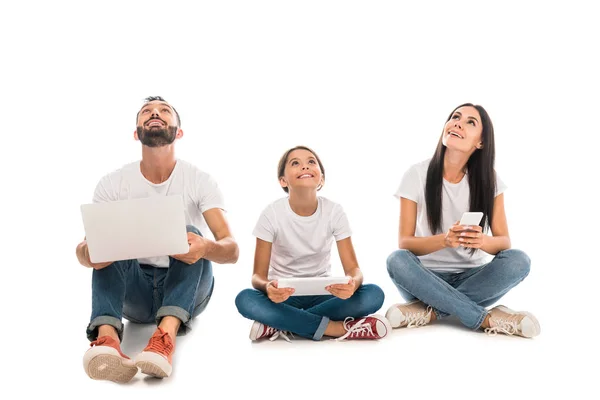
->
[405,307,433,328]
[269,330,294,342]
[484,319,518,336]
[335,317,374,341]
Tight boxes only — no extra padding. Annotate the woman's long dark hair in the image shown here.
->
[425,103,496,241]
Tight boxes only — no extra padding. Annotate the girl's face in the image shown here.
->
[279,149,323,192]
[442,106,484,153]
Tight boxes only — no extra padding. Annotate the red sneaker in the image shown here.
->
[134,327,175,378]
[336,314,392,341]
[249,321,293,342]
[83,336,137,383]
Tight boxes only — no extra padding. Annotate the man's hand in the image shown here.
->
[171,232,210,264]
[76,240,112,270]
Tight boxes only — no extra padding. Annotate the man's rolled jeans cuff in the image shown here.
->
[86,315,124,342]
[156,306,191,336]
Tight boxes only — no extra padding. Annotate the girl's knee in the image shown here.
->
[235,288,257,313]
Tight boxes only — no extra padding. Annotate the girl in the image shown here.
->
[235,146,391,341]
[386,104,541,338]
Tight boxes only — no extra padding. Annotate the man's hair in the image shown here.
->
[136,96,181,127]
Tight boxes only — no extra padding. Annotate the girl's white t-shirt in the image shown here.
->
[253,196,352,280]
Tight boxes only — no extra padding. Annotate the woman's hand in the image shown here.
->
[457,224,485,249]
[445,222,485,249]
[444,221,463,248]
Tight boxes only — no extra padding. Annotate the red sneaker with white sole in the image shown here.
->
[83,336,138,383]
[336,314,392,341]
[134,327,175,378]
[249,321,293,342]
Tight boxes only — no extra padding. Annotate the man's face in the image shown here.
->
[135,100,179,147]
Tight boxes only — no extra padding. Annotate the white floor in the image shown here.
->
[20,261,592,400]
[4,3,598,397]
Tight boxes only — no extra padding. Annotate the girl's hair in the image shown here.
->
[425,103,497,240]
[277,145,325,193]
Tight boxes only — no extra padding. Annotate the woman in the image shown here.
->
[386,103,540,338]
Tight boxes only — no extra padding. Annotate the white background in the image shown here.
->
[1,0,598,398]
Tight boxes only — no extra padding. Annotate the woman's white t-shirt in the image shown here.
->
[394,159,506,272]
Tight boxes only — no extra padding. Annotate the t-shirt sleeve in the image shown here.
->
[197,173,226,213]
[253,206,276,243]
[332,204,352,241]
[495,172,507,197]
[92,175,116,203]
[394,164,421,203]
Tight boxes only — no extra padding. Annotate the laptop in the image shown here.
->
[80,195,190,263]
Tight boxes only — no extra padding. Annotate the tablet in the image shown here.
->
[278,276,350,296]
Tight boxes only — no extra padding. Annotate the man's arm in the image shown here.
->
[201,208,239,264]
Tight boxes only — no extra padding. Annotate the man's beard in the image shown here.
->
[136,125,178,147]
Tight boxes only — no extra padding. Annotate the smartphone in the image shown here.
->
[459,212,483,227]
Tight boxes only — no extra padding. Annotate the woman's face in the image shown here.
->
[442,106,484,153]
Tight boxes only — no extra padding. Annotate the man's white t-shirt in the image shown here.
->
[253,197,352,280]
[394,159,507,273]
[93,159,225,268]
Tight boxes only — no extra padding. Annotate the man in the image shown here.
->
[76,96,239,383]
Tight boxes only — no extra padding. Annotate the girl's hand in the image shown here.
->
[457,224,485,249]
[266,280,294,303]
[326,276,356,300]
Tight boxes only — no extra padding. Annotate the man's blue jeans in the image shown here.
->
[386,249,531,329]
[86,225,214,341]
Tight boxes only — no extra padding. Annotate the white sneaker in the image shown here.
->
[385,300,433,328]
[485,305,541,338]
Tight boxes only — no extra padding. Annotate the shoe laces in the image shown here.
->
[485,318,518,336]
[405,306,433,328]
[259,325,278,338]
[145,329,173,355]
[269,330,294,343]
[256,324,294,342]
[336,317,374,341]
[90,337,108,347]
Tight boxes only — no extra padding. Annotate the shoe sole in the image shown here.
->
[495,305,541,338]
[134,351,172,378]
[371,314,393,338]
[249,321,262,341]
[83,347,137,383]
